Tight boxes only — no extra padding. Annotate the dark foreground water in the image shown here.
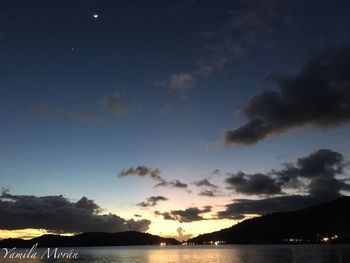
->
[2,245,350,263]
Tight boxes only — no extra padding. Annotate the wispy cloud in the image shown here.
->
[136,196,168,207]
[169,72,195,96]
[158,0,299,96]
[119,166,162,181]
[27,94,128,125]
[119,166,189,191]
[100,94,127,115]
[155,179,188,189]
[27,106,108,125]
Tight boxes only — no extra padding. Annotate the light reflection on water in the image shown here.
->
[1,245,350,263]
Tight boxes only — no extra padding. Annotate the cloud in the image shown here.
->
[224,47,350,145]
[195,40,247,76]
[277,149,345,179]
[155,206,212,223]
[195,0,297,75]
[119,166,189,192]
[276,149,348,199]
[136,196,168,207]
[212,169,221,175]
[168,72,195,96]
[193,178,222,197]
[69,108,103,124]
[176,227,192,241]
[119,167,189,191]
[193,179,218,189]
[27,106,106,125]
[222,0,296,46]
[0,191,151,233]
[198,190,221,197]
[225,172,282,195]
[157,0,299,96]
[154,72,194,97]
[218,149,350,219]
[26,93,128,125]
[100,94,127,115]
[119,166,162,181]
[154,179,188,189]
[217,195,322,220]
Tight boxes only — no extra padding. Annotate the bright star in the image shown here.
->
[93,13,99,19]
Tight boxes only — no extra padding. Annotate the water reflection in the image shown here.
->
[1,245,350,263]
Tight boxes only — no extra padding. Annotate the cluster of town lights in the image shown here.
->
[321,235,338,242]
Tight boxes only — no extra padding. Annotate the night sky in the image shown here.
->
[1,0,350,240]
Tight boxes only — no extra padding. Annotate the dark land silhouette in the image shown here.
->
[0,231,180,248]
[188,196,350,244]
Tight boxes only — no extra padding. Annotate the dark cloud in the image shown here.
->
[193,179,218,189]
[136,196,168,207]
[225,172,282,195]
[155,206,212,223]
[218,149,350,219]
[193,179,222,197]
[198,190,221,197]
[308,176,345,200]
[119,166,162,181]
[217,195,322,220]
[154,179,188,189]
[277,149,348,199]
[225,47,350,144]
[119,167,188,191]
[0,191,151,233]
[278,149,345,180]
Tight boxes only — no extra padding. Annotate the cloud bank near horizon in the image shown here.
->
[218,149,350,219]
[0,191,151,233]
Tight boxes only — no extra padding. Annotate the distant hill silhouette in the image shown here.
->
[189,196,350,244]
[0,231,180,248]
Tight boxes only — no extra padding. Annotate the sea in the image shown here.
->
[1,245,350,263]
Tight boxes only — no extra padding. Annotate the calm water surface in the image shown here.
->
[2,245,350,263]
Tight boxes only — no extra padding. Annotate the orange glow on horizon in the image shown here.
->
[0,218,237,242]
[0,229,75,240]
